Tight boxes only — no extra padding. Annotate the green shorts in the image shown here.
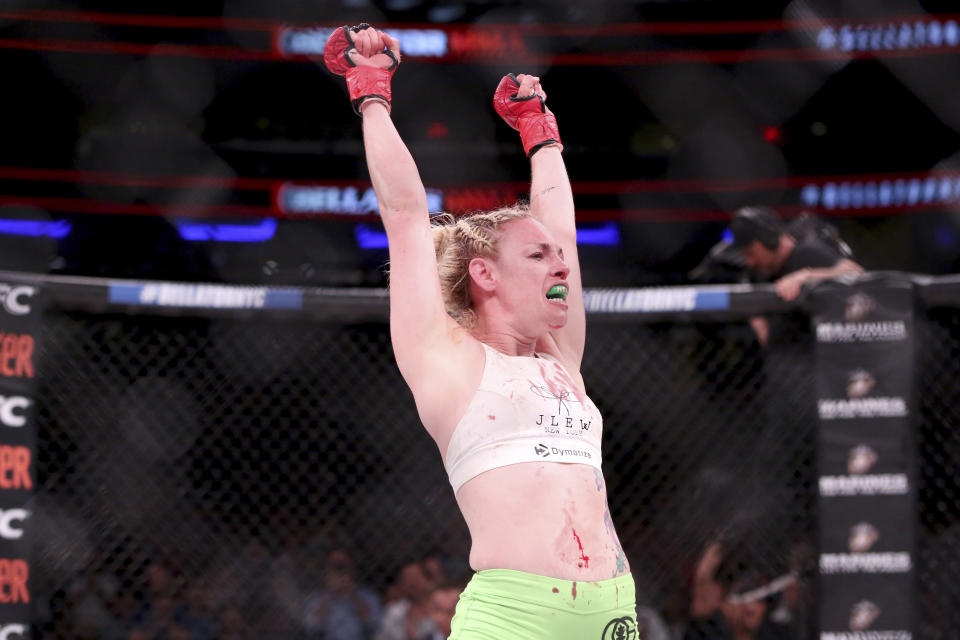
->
[449,569,639,640]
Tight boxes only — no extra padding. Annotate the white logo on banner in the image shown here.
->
[848,444,878,475]
[139,284,267,309]
[821,446,909,496]
[0,509,29,540]
[0,397,31,428]
[820,552,912,574]
[0,285,35,316]
[851,600,881,630]
[0,625,27,640]
[819,474,909,496]
[816,294,907,343]
[847,370,875,398]
[818,398,907,420]
[817,321,908,343]
[821,632,912,640]
[849,522,880,553]
[819,371,907,420]
[819,599,913,640]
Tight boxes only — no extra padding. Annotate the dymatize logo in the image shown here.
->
[0,397,30,428]
[816,294,907,344]
[818,370,907,420]
[0,285,35,316]
[533,444,592,459]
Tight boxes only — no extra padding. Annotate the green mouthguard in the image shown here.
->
[547,284,568,300]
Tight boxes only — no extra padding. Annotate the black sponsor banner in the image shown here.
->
[811,273,916,639]
[820,426,912,476]
[820,578,914,636]
[820,500,913,554]
[0,281,40,630]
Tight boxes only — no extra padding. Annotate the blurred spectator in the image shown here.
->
[684,541,802,640]
[177,583,219,640]
[128,595,196,640]
[302,548,383,640]
[125,560,194,639]
[218,605,252,640]
[417,578,466,640]
[59,550,127,639]
[377,560,440,640]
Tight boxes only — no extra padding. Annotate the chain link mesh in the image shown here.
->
[916,307,960,640]
[27,304,958,639]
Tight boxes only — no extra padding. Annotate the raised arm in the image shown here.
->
[323,27,460,385]
[493,74,585,368]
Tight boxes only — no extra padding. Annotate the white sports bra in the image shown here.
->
[444,343,603,493]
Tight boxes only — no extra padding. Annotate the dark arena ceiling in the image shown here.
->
[1,0,959,286]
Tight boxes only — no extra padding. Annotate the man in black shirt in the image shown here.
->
[730,206,862,344]
[730,206,862,301]
[725,207,863,607]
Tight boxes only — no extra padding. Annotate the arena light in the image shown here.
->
[815,19,959,53]
[576,222,621,246]
[354,224,389,250]
[0,219,71,238]
[176,218,277,242]
[276,27,448,57]
[354,222,621,251]
[801,176,960,211]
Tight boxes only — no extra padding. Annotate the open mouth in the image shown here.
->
[546,284,568,301]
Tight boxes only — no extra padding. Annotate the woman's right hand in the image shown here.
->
[323,24,400,114]
[346,26,400,69]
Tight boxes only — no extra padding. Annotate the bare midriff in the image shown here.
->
[455,460,629,582]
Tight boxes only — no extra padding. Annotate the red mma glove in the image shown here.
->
[493,73,562,157]
[323,24,400,115]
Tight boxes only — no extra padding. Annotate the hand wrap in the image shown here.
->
[493,73,562,157]
[323,24,399,115]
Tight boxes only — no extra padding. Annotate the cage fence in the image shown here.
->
[0,276,952,640]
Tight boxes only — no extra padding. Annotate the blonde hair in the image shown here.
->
[431,204,531,328]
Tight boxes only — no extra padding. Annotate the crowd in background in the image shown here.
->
[43,543,469,640]
[41,532,823,640]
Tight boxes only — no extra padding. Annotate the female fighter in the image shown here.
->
[323,24,638,639]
